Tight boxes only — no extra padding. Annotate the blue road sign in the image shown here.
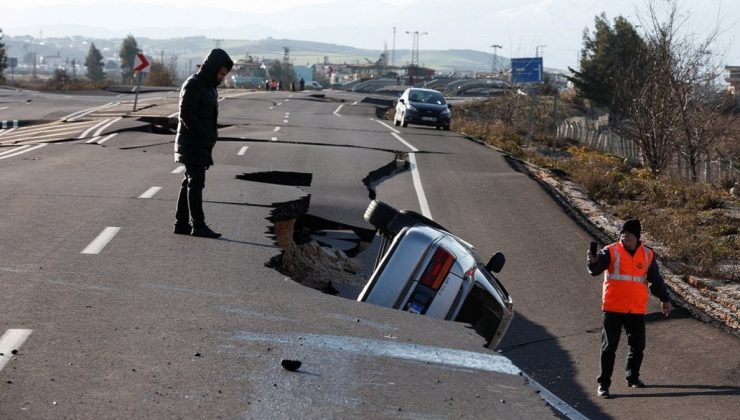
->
[511,57,543,83]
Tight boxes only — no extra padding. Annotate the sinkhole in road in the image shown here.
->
[251,156,411,299]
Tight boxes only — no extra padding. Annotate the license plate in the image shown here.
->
[421,117,437,122]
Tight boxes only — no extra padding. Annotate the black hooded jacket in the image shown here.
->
[174,49,233,166]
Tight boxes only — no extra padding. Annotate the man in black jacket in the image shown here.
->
[173,48,233,238]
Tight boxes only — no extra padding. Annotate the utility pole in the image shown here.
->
[391,27,396,67]
[490,44,502,74]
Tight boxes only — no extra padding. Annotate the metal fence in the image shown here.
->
[558,116,738,183]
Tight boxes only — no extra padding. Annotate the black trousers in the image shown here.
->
[597,311,646,387]
[175,164,207,227]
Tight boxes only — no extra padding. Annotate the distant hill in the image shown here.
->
[4,35,504,74]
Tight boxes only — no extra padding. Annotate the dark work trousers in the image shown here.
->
[597,311,646,387]
[175,164,207,227]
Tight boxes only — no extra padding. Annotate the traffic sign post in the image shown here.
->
[510,57,544,145]
[132,53,150,111]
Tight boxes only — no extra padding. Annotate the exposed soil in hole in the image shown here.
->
[266,213,376,297]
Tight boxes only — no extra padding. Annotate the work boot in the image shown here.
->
[173,223,192,235]
[191,224,221,238]
[626,379,646,388]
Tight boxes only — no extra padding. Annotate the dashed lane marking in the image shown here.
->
[138,186,162,199]
[333,104,344,116]
[81,227,121,254]
[274,127,281,132]
[238,146,249,156]
[0,329,33,372]
[171,166,186,174]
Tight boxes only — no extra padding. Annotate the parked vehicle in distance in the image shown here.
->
[358,200,514,349]
[305,80,324,90]
[394,88,452,130]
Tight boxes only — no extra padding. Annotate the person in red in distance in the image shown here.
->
[587,219,673,398]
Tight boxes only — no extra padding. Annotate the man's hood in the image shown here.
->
[198,49,233,86]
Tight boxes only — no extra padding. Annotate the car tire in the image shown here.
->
[443,126,450,131]
[364,200,400,231]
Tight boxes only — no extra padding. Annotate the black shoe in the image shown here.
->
[173,223,192,235]
[597,385,610,398]
[191,225,222,238]
[627,379,646,388]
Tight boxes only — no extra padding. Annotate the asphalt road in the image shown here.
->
[0,86,738,419]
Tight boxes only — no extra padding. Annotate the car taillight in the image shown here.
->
[419,247,455,291]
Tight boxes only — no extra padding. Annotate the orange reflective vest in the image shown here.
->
[602,242,653,314]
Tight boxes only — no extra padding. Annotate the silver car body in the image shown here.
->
[358,225,514,349]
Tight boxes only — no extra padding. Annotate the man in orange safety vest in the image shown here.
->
[587,219,673,398]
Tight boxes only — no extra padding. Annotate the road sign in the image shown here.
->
[511,57,543,83]
[133,53,150,73]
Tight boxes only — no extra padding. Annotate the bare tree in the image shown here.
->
[612,0,734,177]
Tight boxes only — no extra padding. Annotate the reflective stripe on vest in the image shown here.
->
[602,242,653,313]
[608,245,650,284]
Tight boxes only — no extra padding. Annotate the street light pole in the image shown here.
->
[405,30,428,68]
[536,44,546,58]
[490,44,502,74]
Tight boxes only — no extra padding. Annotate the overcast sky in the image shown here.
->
[3,0,739,70]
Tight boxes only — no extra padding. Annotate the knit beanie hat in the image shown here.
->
[620,219,641,238]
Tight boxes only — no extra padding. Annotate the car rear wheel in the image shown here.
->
[364,200,400,231]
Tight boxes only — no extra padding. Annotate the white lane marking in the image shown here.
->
[285,99,290,102]
[237,146,249,156]
[138,186,162,199]
[0,106,9,111]
[371,117,401,134]
[269,106,274,110]
[274,126,281,132]
[277,102,283,106]
[0,329,33,372]
[234,332,520,375]
[63,102,118,122]
[522,372,589,420]
[270,137,277,141]
[93,117,122,137]
[81,227,121,254]
[0,145,30,156]
[333,104,344,116]
[391,132,419,152]
[78,118,111,139]
[352,101,358,105]
[285,112,290,116]
[283,120,288,123]
[95,133,117,144]
[0,128,14,137]
[408,152,432,219]
[0,143,46,160]
[168,111,179,118]
[171,166,186,174]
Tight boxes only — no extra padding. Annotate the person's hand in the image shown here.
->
[586,250,596,265]
[661,301,673,317]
